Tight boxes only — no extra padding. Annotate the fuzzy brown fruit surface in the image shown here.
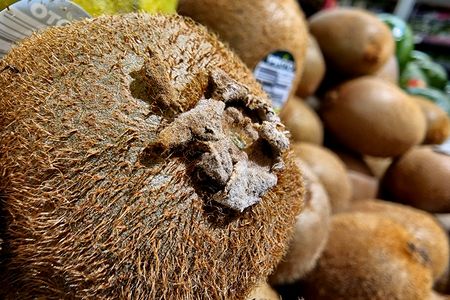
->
[382,146,450,213]
[0,14,304,300]
[413,96,450,145]
[280,96,324,145]
[352,200,449,281]
[321,77,426,157]
[303,213,433,300]
[296,35,326,97]
[177,0,308,94]
[269,159,331,285]
[309,8,394,77]
[292,143,352,214]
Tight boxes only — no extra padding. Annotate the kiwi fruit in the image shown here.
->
[246,282,280,300]
[412,96,450,145]
[321,77,426,157]
[333,149,378,202]
[177,0,308,91]
[292,143,352,213]
[351,199,449,281]
[347,171,379,202]
[303,212,433,300]
[0,14,304,299]
[269,158,331,285]
[333,149,373,175]
[280,96,324,145]
[382,146,450,213]
[309,8,394,77]
[374,55,399,84]
[296,35,326,98]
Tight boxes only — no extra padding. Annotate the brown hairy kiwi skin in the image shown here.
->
[280,96,324,145]
[351,199,449,281]
[292,143,352,214]
[0,14,304,299]
[296,35,325,98]
[177,0,308,92]
[303,212,433,300]
[412,96,450,145]
[245,282,280,300]
[374,55,399,84]
[269,158,331,285]
[347,171,379,202]
[381,146,450,213]
[309,8,394,77]
[332,149,379,202]
[321,77,426,157]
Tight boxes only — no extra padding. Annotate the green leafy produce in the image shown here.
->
[378,13,414,71]
[409,50,432,63]
[400,62,428,89]
[415,59,448,90]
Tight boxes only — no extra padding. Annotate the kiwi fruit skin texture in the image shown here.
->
[309,8,395,77]
[351,199,449,281]
[269,158,331,285]
[321,76,427,157]
[296,35,326,98]
[177,0,308,92]
[381,146,450,213]
[280,96,324,145]
[0,14,304,300]
[245,281,280,300]
[348,171,379,202]
[374,55,399,84]
[292,143,352,214]
[413,96,450,145]
[303,212,433,300]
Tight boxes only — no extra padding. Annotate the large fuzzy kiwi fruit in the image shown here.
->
[292,143,352,213]
[296,35,326,98]
[269,158,331,285]
[0,14,304,299]
[309,8,394,77]
[303,212,433,300]
[382,146,450,213]
[321,77,426,157]
[413,96,450,145]
[280,96,324,145]
[352,200,449,281]
[177,0,308,91]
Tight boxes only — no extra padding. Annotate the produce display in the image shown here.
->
[0,1,449,299]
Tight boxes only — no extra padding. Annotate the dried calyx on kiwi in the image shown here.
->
[0,14,304,300]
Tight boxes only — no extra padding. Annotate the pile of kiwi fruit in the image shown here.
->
[0,0,449,299]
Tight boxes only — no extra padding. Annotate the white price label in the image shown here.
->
[0,0,90,58]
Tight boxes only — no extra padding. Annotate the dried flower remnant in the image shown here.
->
[152,70,290,211]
